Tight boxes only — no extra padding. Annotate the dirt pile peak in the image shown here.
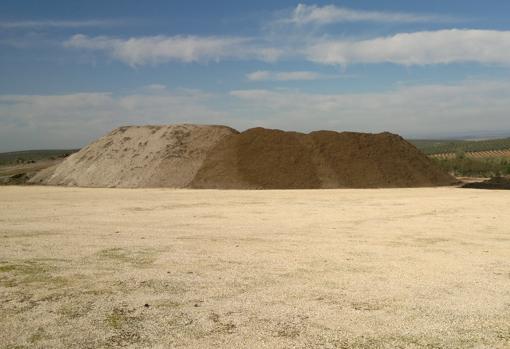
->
[190,127,457,189]
[30,124,238,188]
[30,124,456,189]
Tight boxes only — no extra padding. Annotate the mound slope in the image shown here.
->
[30,125,237,188]
[190,128,457,189]
[30,125,456,189]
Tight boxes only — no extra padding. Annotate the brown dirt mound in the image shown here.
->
[30,125,456,189]
[190,128,457,189]
[29,124,238,188]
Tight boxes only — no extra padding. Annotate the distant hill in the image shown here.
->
[0,149,79,166]
[409,138,510,155]
[4,136,510,160]
[409,138,510,177]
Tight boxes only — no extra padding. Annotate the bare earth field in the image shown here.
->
[0,186,509,348]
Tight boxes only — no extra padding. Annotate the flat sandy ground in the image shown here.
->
[0,186,509,348]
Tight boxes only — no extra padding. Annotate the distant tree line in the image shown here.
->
[411,138,510,155]
[433,155,510,177]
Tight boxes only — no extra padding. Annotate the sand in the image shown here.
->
[29,124,238,188]
[1,186,509,348]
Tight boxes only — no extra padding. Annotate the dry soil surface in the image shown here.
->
[0,186,509,348]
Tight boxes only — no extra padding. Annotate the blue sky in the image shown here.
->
[2,1,510,151]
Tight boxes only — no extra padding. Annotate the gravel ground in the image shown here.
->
[0,186,509,348]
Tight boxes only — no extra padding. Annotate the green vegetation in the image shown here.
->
[410,138,510,155]
[409,137,510,177]
[0,260,69,288]
[97,248,157,267]
[432,156,510,177]
[0,149,79,166]
[28,328,46,344]
[105,308,128,330]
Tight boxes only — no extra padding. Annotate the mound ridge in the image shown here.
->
[190,128,457,189]
[30,124,457,189]
[30,124,238,188]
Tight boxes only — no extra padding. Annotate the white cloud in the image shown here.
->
[64,34,283,65]
[0,19,122,29]
[0,89,228,151]
[246,70,327,81]
[64,29,510,67]
[306,29,510,66]
[246,71,272,81]
[283,3,453,25]
[230,80,510,137]
[2,80,510,151]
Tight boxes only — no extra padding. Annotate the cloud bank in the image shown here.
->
[229,80,510,137]
[307,29,510,66]
[65,29,510,67]
[2,80,510,151]
[0,88,228,151]
[246,70,328,81]
[283,3,453,25]
[64,34,283,65]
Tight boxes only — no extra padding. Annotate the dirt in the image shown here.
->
[191,128,457,189]
[462,176,510,190]
[27,125,456,189]
[1,186,509,348]
[29,124,238,188]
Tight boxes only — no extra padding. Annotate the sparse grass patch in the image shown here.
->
[351,301,385,311]
[82,288,115,296]
[154,299,181,308]
[28,327,46,344]
[0,264,17,273]
[139,278,186,293]
[97,247,157,267]
[0,260,48,279]
[0,260,69,288]
[104,307,143,347]
[105,308,128,330]
[58,301,94,319]
[0,231,60,239]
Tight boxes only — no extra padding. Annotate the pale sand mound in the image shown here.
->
[190,128,458,189]
[29,125,238,188]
